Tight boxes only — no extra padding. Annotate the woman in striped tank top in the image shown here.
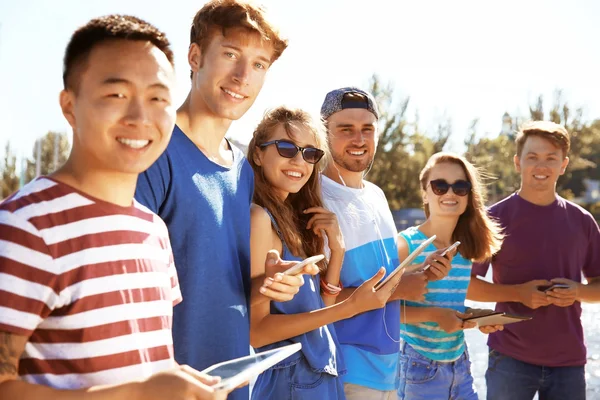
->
[397,152,505,400]
[247,107,404,400]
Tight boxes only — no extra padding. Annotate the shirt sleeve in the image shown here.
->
[471,259,491,277]
[0,210,58,336]
[582,213,600,279]
[135,151,171,215]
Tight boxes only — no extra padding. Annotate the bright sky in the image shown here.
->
[1,0,600,160]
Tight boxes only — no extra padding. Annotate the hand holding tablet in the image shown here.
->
[374,235,437,291]
[462,312,532,328]
[202,343,302,392]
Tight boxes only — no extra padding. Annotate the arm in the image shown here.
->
[390,235,428,301]
[0,332,227,400]
[251,266,402,348]
[467,275,552,309]
[399,307,476,333]
[304,207,345,306]
[249,205,315,306]
[578,276,600,302]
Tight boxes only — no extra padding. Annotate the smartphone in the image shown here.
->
[422,241,461,271]
[282,254,325,276]
[538,283,570,292]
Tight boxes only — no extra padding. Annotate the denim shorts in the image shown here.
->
[251,355,345,400]
[397,342,478,400]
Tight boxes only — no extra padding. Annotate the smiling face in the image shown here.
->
[255,123,319,200]
[60,39,176,175]
[189,28,273,121]
[515,134,569,196]
[424,162,470,218]
[327,108,378,173]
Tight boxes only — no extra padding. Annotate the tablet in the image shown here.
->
[202,343,302,391]
[374,235,437,291]
[463,312,532,327]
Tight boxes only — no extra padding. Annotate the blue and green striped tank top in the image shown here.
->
[399,226,472,362]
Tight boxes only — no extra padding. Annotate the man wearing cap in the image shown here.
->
[319,87,441,399]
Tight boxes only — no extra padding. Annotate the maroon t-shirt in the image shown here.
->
[473,193,600,367]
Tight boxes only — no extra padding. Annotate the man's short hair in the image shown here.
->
[63,15,174,92]
[515,120,571,158]
[320,87,379,121]
[190,0,288,77]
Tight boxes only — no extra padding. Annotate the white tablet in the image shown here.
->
[374,235,437,291]
[464,312,532,327]
[202,343,302,391]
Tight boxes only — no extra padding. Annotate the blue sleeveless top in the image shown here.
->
[256,208,345,377]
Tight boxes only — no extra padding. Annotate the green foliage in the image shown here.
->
[0,142,19,199]
[367,75,451,209]
[24,131,70,184]
[464,125,520,204]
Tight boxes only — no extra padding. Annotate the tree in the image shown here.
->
[367,75,451,210]
[464,123,520,204]
[0,142,19,199]
[24,131,70,184]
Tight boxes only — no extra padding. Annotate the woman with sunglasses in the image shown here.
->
[248,107,404,400]
[397,152,504,400]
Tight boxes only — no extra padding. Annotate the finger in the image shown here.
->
[302,264,320,276]
[545,290,574,299]
[463,321,477,329]
[365,267,387,288]
[426,264,445,279]
[265,249,282,267]
[306,214,333,230]
[180,364,221,385]
[381,268,405,292]
[550,278,572,285]
[303,207,331,215]
[266,277,304,293]
[258,286,294,302]
[531,279,553,288]
[456,311,473,319]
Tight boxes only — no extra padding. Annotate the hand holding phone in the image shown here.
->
[283,254,325,276]
[422,241,461,271]
[538,283,570,293]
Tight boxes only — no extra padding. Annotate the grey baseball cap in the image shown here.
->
[320,87,379,120]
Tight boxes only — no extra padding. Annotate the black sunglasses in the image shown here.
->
[429,179,472,197]
[258,140,325,164]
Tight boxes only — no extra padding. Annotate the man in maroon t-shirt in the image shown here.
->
[468,120,600,400]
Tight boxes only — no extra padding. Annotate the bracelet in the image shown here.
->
[320,276,343,296]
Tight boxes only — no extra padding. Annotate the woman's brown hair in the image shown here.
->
[419,152,504,262]
[248,107,328,271]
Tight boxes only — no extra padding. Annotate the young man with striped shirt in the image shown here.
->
[0,15,226,400]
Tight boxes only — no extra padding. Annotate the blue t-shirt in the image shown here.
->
[135,125,253,399]
[321,175,401,391]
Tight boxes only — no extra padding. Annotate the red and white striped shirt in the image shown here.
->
[0,177,182,389]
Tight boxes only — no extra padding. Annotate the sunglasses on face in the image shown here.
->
[258,140,325,164]
[429,179,472,197]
